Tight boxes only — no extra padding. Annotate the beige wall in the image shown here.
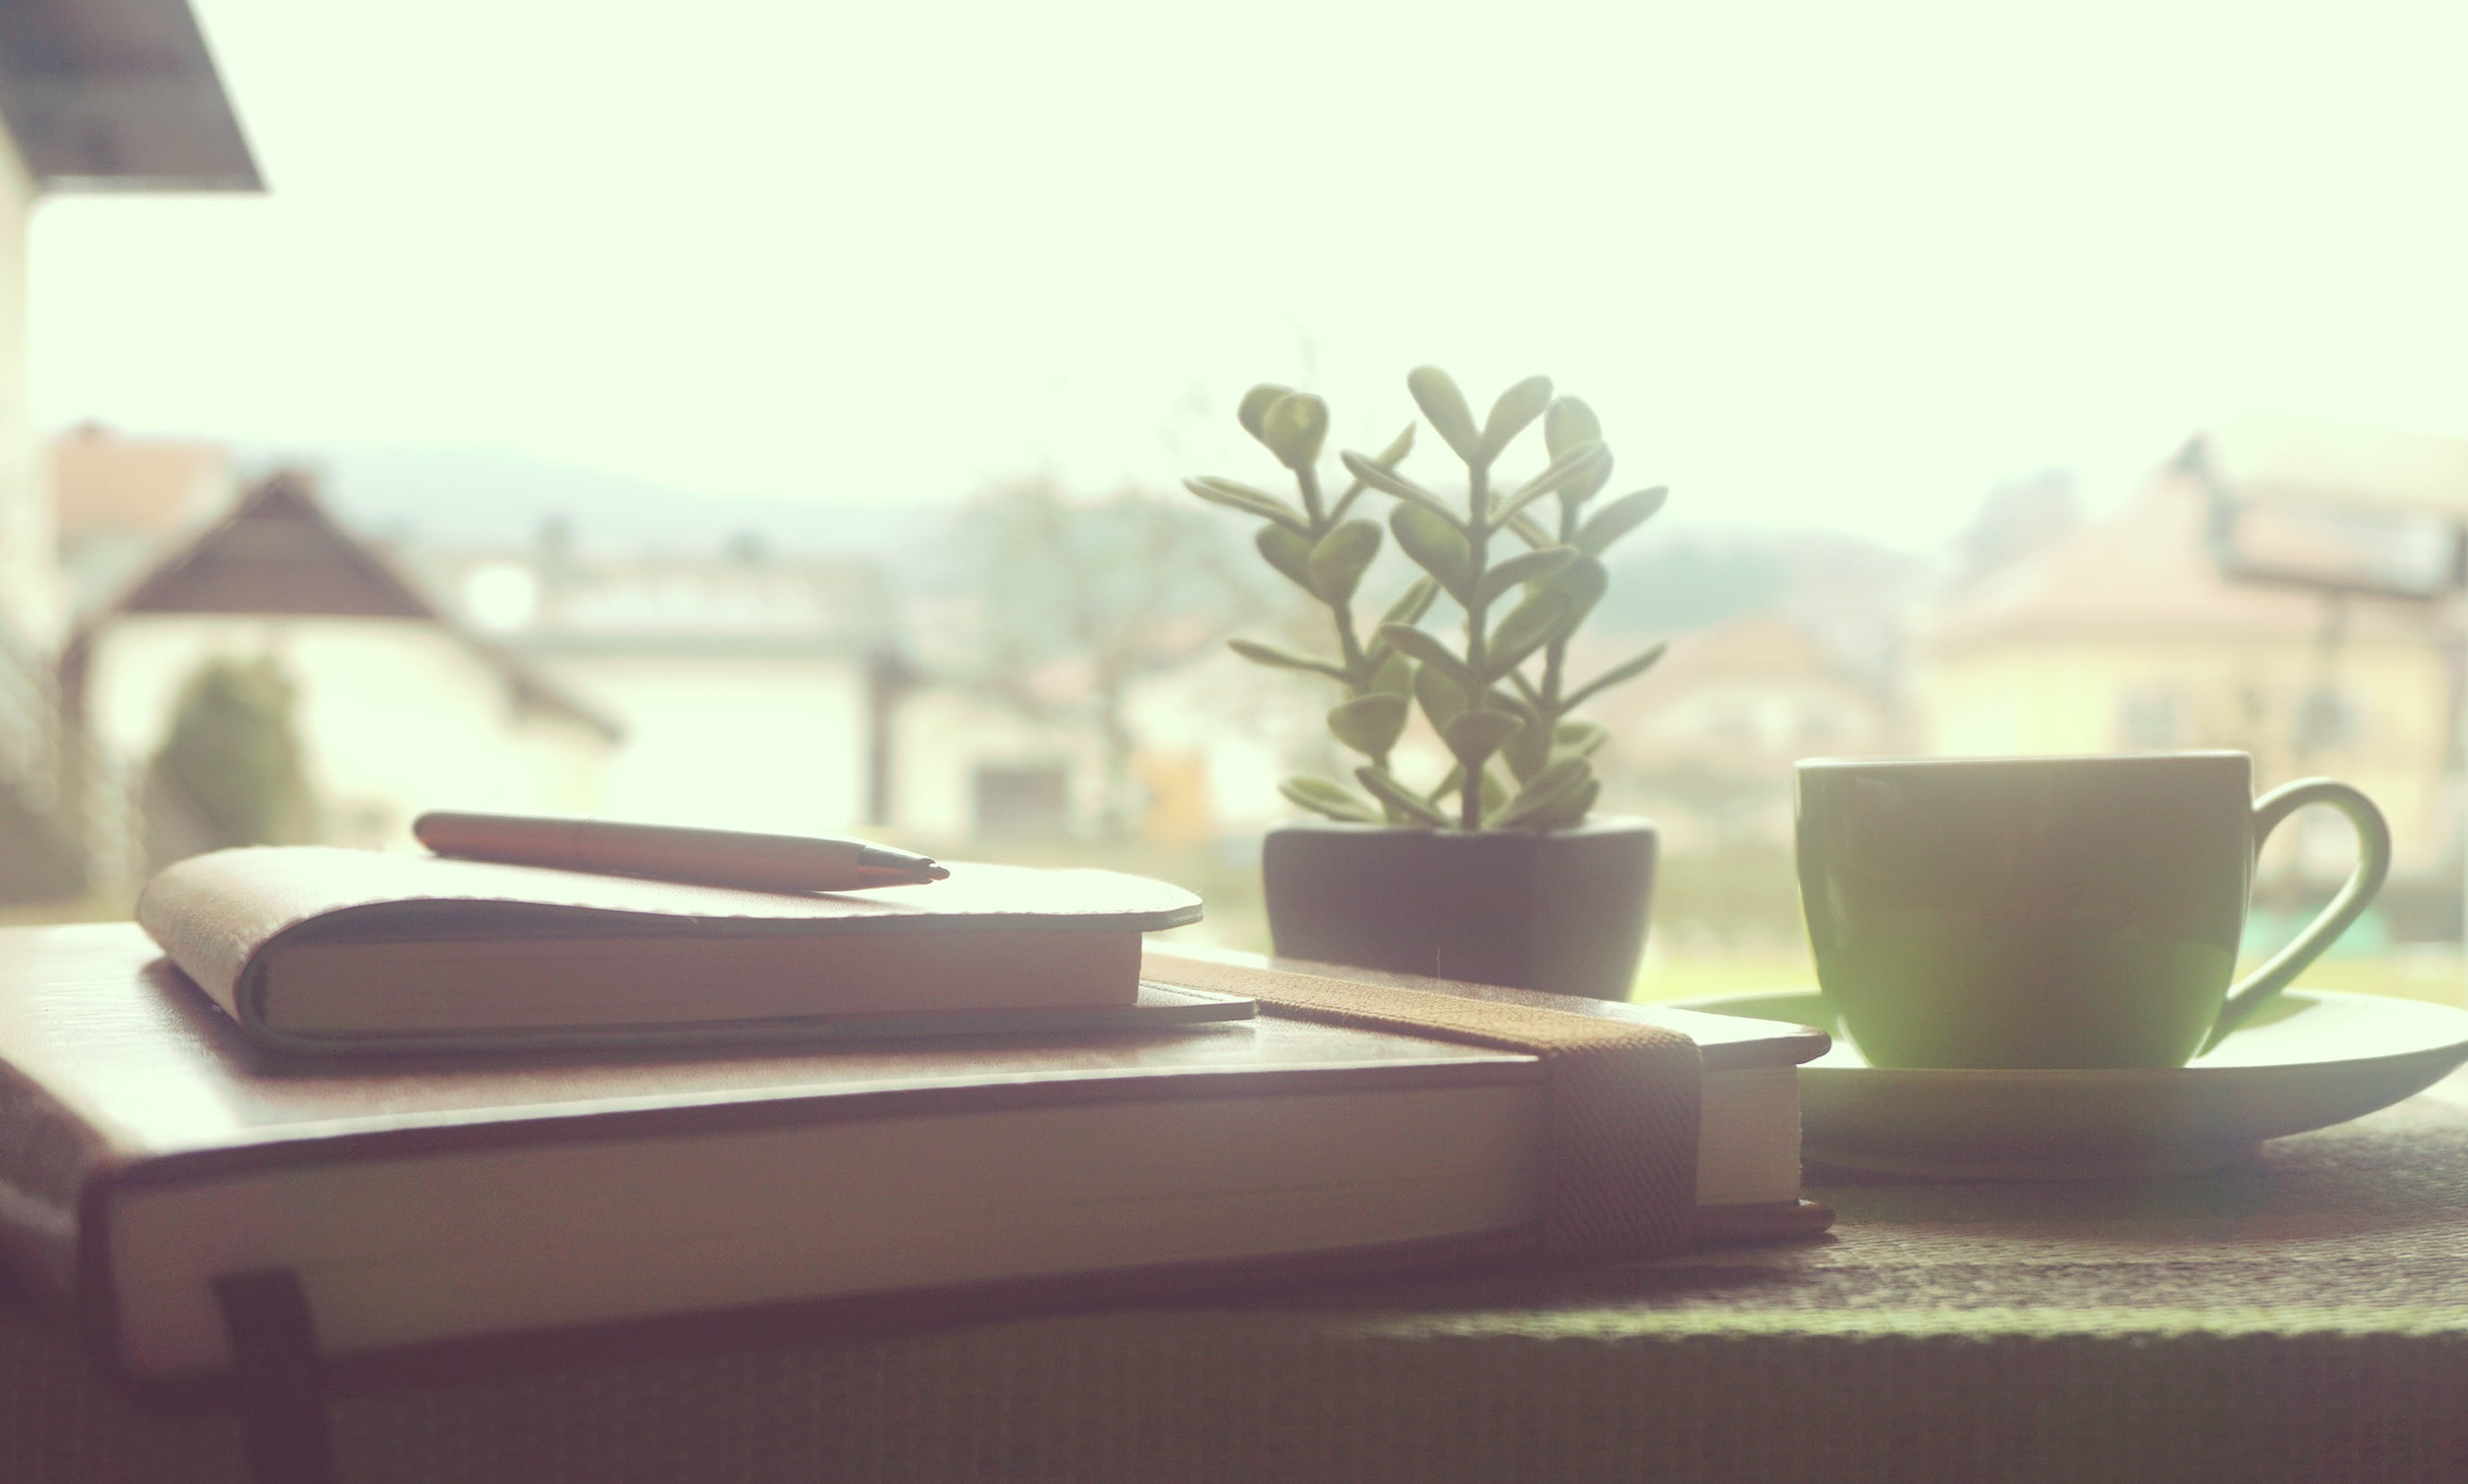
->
[0,131,53,644]
[1921,635,2453,876]
[889,686,1107,845]
[535,652,872,838]
[91,615,611,847]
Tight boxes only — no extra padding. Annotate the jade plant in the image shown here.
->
[1185,366,1669,832]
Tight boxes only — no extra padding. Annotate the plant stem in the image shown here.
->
[1331,599,1368,688]
[1295,463,1370,689]
[1538,493,1578,721]
[1458,463,1492,831]
[1296,464,1328,530]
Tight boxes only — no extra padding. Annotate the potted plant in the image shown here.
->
[1186,366,1671,999]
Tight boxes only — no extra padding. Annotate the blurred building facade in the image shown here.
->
[66,475,618,859]
[21,387,2468,950]
[410,532,899,843]
[0,0,259,898]
[1919,448,2460,930]
[1586,612,1907,850]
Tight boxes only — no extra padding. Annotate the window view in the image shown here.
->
[4,4,2464,1017]
[7,4,2468,1475]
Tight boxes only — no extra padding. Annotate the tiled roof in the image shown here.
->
[1927,467,2447,653]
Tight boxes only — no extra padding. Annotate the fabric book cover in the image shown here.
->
[0,924,1827,1393]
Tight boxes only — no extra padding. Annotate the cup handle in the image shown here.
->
[2204,778,2393,1053]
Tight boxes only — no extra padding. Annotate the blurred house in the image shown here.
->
[411,532,903,842]
[1920,450,2457,901]
[1586,612,1906,850]
[0,0,259,898]
[887,628,1314,848]
[48,423,237,614]
[65,474,619,859]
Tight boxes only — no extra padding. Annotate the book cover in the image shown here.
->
[136,846,1204,1051]
[0,924,1825,1392]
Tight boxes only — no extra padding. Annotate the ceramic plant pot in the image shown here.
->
[1261,816,1658,1000]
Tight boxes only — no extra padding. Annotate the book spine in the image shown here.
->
[134,867,258,1026]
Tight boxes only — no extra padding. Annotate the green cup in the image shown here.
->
[1796,752,2391,1069]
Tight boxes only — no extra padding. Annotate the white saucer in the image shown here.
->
[1671,987,2468,1179]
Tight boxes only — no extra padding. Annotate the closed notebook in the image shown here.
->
[0,925,1828,1391]
[136,846,1206,1052]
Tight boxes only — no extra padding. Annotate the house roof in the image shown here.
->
[52,423,232,540]
[2200,416,2468,516]
[92,472,622,741]
[1927,462,2447,655]
[0,0,260,190]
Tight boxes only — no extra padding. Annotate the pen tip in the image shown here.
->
[922,863,950,881]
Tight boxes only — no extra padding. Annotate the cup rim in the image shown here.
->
[1798,749,2249,772]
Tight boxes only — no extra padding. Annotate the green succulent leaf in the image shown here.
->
[1442,708,1523,767]
[1184,476,1309,534]
[1327,692,1409,757]
[1357,765,1450,827]
[1407,365,1483,464]
[1501,702,1555,781]
[1577,486,1669,555]
[1475,545,1580,606]
[1478,375,1553,465]
[1545,397,1602,459]
[1428,763,1510,814]
[1370,648,1414,696]
[1238,383,1296,440]
[1340,450,1464,529]
[1280,774,1379,823]
[1490,683,1539,722]
[1329,422,1415,525]
[1390,503,1475,599]
[1255,525,1316,593]
[1489,441,1611,529]
[1554,718,1611,758]
[1229,636,1349,681]
[1564,455,1614,505]
[1259,392,1331,472]
[1488,756,1593,830]
[1537,554,1608,639]
[1483,589,1574,677]
[1379,574,1441,630]
[1562,641,1670,708]
[1376,623,1474,687]
[1525,776,1598,831]
[1306,519,1381,605]
[1414,662,1468,734]
[1501,508,1554,548]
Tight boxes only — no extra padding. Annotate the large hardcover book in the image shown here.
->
[136,847,1205,1052]
[0,925,1827,1391]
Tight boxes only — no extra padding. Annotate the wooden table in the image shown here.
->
[10,1075,2468,1482]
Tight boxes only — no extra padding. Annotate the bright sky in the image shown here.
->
[27,0,2468,546]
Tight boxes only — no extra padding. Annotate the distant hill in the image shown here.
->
[221,443,1920,641]
[1595,528,1918,638]
[233,442,958,568]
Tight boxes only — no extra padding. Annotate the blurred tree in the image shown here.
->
[149,657,319,850]
[958,482,1271,840]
